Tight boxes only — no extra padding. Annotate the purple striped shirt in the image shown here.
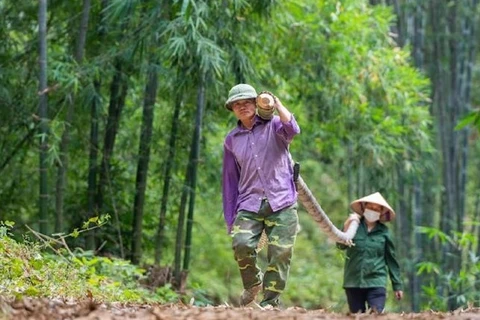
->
[222,115,300,232]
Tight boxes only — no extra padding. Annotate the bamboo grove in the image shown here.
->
[1,0,480,312]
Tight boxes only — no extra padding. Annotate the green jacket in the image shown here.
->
[337,219,403,291]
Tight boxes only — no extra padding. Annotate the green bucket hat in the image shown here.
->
[225,84,257,110]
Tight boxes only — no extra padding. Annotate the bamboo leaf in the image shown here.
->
[455,111,480,130]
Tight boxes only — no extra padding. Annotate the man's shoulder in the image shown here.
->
[224,129,239,148]
[225,128,239,138]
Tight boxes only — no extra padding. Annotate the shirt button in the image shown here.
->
[258,167,261,170]
[259,197,262,200]
[255,155,258,157]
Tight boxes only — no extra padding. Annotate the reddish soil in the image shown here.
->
[2,298,480,320]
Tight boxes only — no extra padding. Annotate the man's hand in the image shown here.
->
[258,90,292,123]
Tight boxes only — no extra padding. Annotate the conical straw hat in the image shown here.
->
[350,192,396,222]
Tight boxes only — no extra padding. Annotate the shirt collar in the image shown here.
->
[234,115,267,132]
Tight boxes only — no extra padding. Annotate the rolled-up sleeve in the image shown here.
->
[275,115,300,143]
[222,138,239,233]
[336,223,348,250]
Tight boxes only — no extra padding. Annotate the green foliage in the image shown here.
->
[416,226,480,310]
[0,221,178,303]
[305,1,432,167]
[1,0,479,313]
[0,221,15,238]
[456,109,480,132]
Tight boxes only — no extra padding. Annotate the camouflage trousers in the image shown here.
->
[231,200,299,307]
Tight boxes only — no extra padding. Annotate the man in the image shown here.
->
[222,83,300,308]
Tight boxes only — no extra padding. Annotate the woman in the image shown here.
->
[338,192,404,313]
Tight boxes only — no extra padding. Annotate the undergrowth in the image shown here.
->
[0,220,178,304]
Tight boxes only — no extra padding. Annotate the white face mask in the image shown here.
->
[364,209,381,222]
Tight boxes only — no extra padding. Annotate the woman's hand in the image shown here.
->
[395,290,403,300]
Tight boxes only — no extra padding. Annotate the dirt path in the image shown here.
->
[2,298,480,320]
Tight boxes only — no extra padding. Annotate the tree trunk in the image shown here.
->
[456,0,477,231]
[411,2,426,310]
[96,60,127,212]
[131,64,158,264]
[38,0,49,235]
[95,59,128,252]
[174,161,191,288]
[75,0,90,63]
[395,165,409,259]
[183,73,206,272]
[430,2,457,308]
[55,0,91,233]
[412,0,426,68]
[154,92,182,265]
[85,0,106,251]
[411,180,422,312]
[86,81,100,245]
[429,0,478,309]
[55,100,72,232]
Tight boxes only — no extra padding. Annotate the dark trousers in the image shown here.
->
[345,287,386,313]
